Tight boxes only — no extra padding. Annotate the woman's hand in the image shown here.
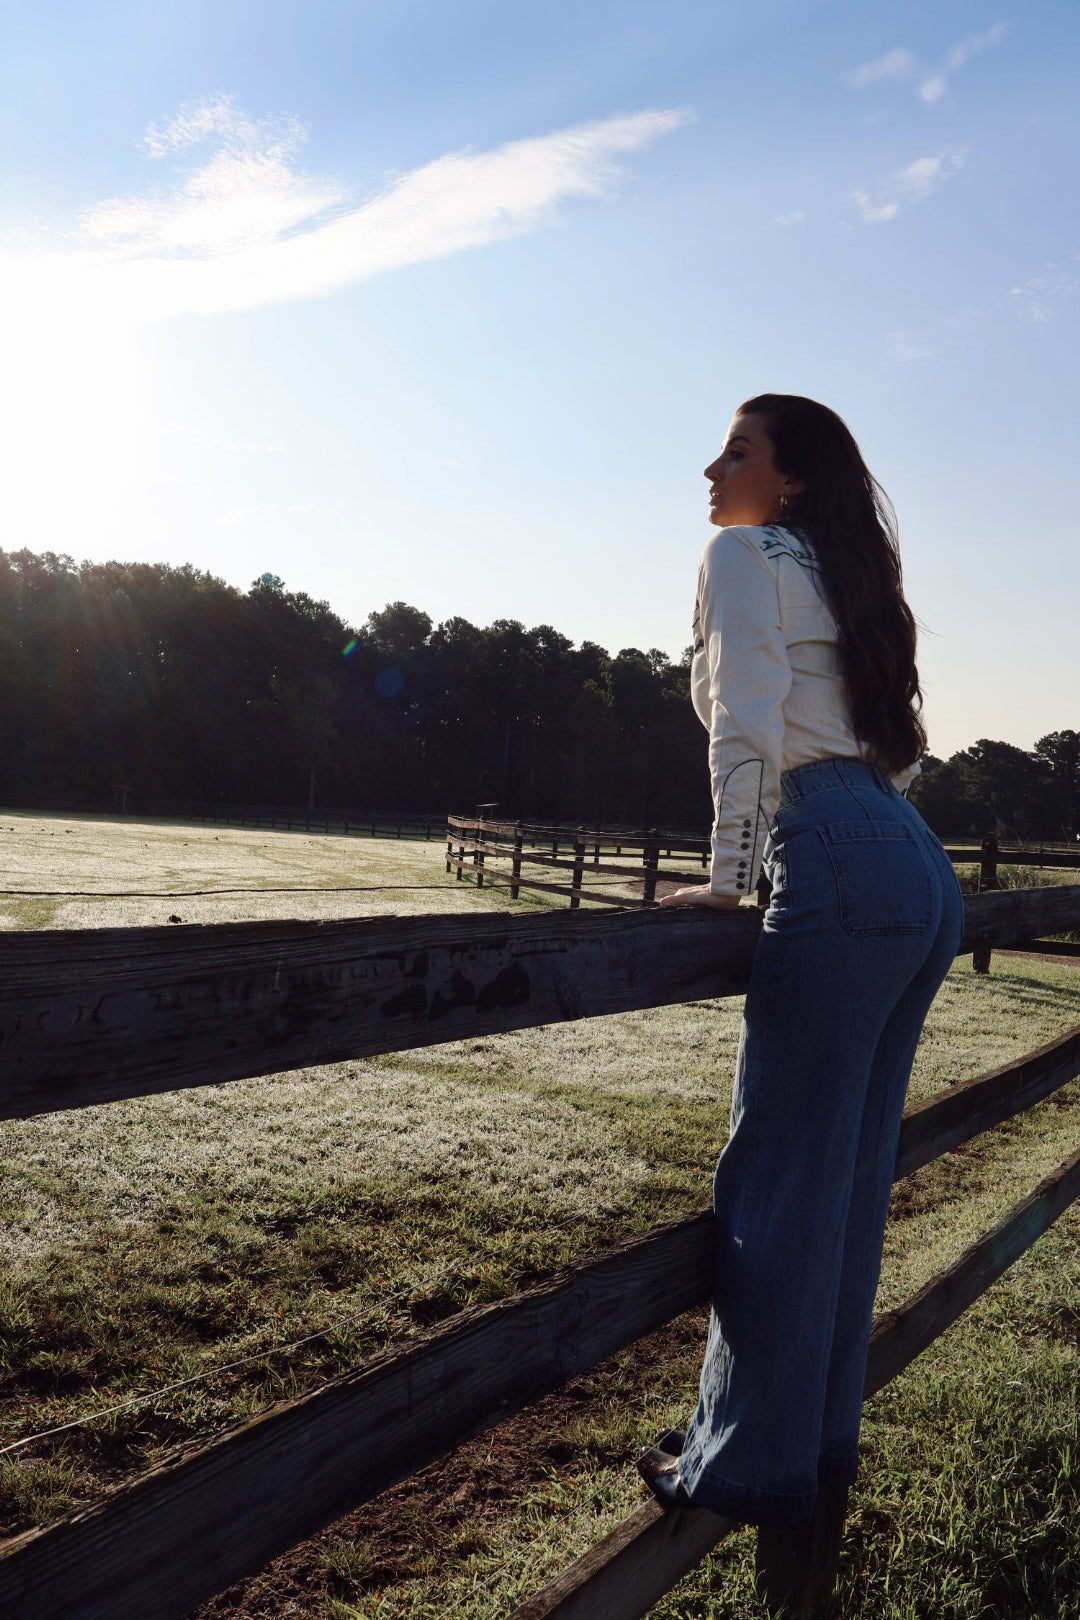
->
[658,885,743,910]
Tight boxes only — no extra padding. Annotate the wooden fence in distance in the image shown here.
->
[1,887,1080,1618]
[173,802,441,839]
[446,815,712,909]
[3,799,445,840]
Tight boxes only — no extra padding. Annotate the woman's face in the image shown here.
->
[704,413,802,527]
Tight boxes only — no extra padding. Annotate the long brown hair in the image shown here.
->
[737,392,926,774]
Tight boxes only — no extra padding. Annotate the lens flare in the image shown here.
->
[375,667,404,698]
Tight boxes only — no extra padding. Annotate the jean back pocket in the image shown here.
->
[817,821,933,937]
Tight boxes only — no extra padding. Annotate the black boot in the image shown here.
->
[754,1485,849,1616]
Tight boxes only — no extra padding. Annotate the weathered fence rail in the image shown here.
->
[2,887,1080,1619]
[4,888,1078,1123]
[0,905,761,1122]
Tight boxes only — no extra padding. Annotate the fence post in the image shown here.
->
[473,820,484,888]
[973,833,999,974]
[571,827,586,909]
[456,831,465,879]
[642,828,660,907]
[511,822,523,899]
[446,823,454,875]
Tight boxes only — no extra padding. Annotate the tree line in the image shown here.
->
[0,548,1075,838]
[915,735,1080,844]
[0,550,706,827]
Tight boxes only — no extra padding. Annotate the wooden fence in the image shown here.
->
[2,798,445,839]
[944,833,1080,973]
[170,802,441,839]
[446,815,714,909]
[944,834,1080,877]
[2,886,1080,1618]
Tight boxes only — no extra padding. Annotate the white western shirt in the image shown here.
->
[691,524,918,897]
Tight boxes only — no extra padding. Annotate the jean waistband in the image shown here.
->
[778,755,896,805]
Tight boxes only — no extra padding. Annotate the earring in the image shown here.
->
[778,493,789,511]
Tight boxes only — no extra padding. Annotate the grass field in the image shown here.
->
[0,809,523,930]
[1,812,1079,1617]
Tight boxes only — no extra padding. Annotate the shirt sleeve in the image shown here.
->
[696,528,792,897]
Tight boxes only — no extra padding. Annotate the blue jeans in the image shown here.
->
[678,757,964,1529]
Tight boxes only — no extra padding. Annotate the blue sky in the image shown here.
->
[1,0,1077,758]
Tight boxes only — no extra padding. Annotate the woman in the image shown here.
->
[636,395,963,1544]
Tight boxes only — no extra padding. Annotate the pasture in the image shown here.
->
[1,811,1079,1618]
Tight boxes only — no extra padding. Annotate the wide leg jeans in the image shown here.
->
[678,758,964,1529]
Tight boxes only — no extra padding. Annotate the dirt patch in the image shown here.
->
[623,876,710,901]
[186,1313,706,1618]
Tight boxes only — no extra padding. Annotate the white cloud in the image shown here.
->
[947,20,1009,69]
[143,94,274,158]
[0,99,689,561]
[848,24,1007,103]
[920,21,1009,102]
[853,148,967,224]
[847,48,917,88]
[895,152,964,200]
[773,209,806,227]
[82,147,344,257]
[1011,262,1080,322]
[1,100,688,330]
[215,507,257,529]
[82,96,348,257]
[852,193,898,225]
[889,331,934,363]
